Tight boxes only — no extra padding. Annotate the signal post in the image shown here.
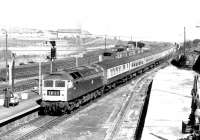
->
[50,41,56,73]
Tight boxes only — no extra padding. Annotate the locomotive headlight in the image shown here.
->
[61,94,64,96]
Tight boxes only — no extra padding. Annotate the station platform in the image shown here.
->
[0,91,40,125]
[142,66,194,140]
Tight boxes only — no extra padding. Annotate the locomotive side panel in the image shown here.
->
[67,76,104,101]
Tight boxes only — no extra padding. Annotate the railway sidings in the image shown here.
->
[0,62,168,140]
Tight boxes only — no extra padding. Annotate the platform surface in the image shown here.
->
[0,91,40,124]
[142,66,194,140]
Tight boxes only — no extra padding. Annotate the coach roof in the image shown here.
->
[96,45,172,69]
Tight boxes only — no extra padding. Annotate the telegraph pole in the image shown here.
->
[184,26,186,56]
[9,53,15,92]
[5,31,8,82]
[105,35,107,50]
[50,41,56,73]
[39,61,42,95]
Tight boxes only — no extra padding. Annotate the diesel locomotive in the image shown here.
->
[40,45,175,115]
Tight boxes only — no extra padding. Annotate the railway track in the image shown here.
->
[1,92,101,140]
[104,64,165,140]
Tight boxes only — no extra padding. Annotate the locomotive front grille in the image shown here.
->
[47,90,60,96]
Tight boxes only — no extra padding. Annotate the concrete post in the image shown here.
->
[39,62,42,95]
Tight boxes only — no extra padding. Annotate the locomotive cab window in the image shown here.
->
[55,80,65,87]
[44,80,53,87]
[70,72,82,79]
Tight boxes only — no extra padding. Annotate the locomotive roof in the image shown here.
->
[43,72,73,80]
[43,65,103,81]
[96,45,173,69]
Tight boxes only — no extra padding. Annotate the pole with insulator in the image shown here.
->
[50,41,56,73]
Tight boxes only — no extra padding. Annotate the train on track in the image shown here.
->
[40,45,175,115]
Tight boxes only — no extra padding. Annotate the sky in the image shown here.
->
[1,0,200,42]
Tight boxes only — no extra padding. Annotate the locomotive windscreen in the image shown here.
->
[44,80,53,87]
[55,81,65,87]
[70,72,82,79]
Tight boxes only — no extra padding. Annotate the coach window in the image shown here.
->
[132,62,134,67]
[117,67,119,73]
[123,64,125,70]
[118,66,121,73]
[112,68,115,75]
[117,66,119,73]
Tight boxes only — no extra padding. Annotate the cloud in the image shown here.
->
[0,0,200,41]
